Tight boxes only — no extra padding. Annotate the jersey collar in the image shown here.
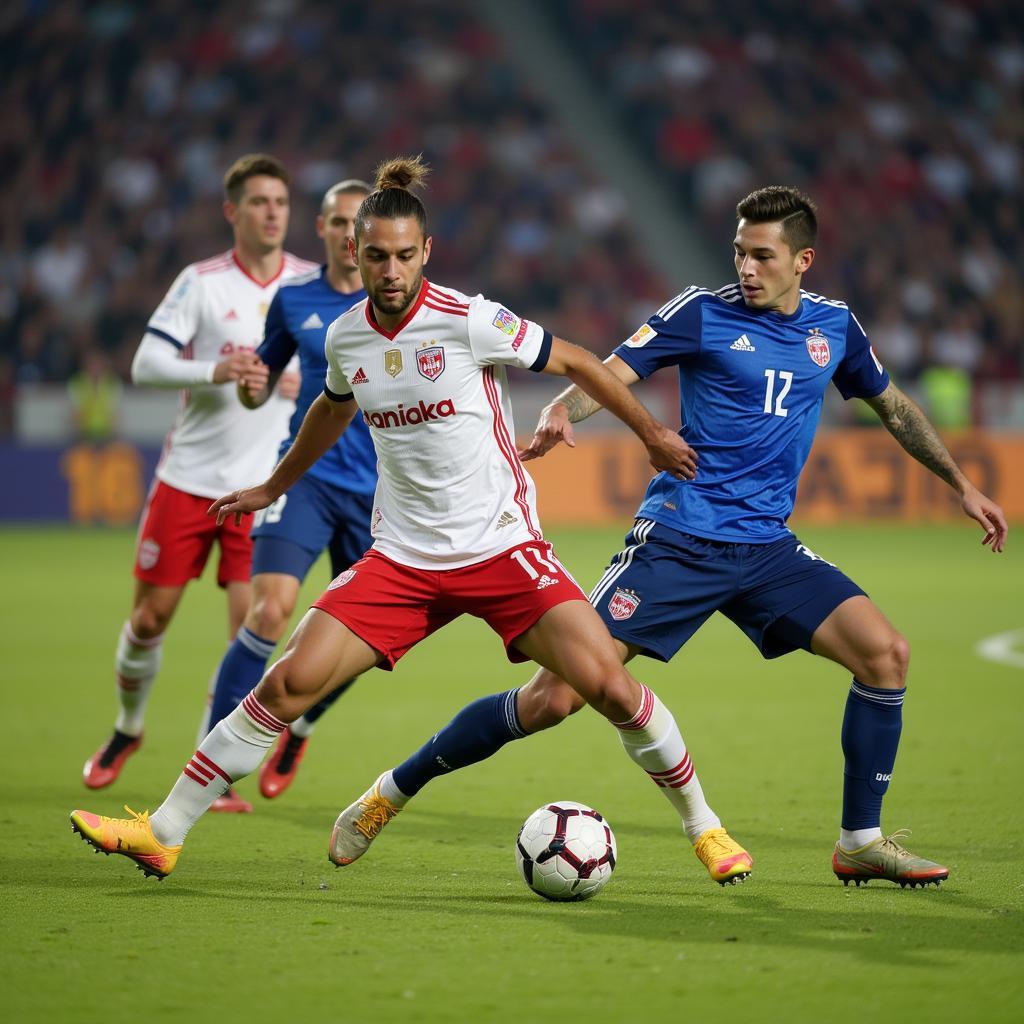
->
[364,278,429,340]
[232,250,285,288]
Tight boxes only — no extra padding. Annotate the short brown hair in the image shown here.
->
[354,155,430,243]
[223,153,289,204]
[736,185,817,253]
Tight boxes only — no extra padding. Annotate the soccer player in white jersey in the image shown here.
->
[81,154,317,809]
[69,156,749,884]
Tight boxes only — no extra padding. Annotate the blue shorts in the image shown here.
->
[250,473,374,582]
[590,519,865,661]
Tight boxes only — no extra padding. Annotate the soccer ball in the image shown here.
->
[515,801,617,901]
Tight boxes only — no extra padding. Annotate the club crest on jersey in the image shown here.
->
[492,308,518,336]
[327,569,356,590]
[384,349,403,377]
[417,346,445,381]
[608,588,641,621]
[805,328,831,368]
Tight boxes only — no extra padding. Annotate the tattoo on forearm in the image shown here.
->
[559,387,602,424]
[874,388,962,488]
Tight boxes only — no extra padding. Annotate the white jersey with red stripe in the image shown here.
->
[145,249,318,500]
[323,280,553,570]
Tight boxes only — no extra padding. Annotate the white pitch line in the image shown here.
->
[975,629,1024,669]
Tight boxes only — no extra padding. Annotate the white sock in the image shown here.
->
[613,685,721,843]
[289,716,313,739]
[150,691,285,846]
[114,621,162,736]
[377,769,410,807]
[840,827,883,850]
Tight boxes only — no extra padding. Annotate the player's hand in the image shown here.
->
[961,485,1008,553]
[276,369,301,401]
[645,425,698,481]
[519,402,575,461]
[208,484,278,527]
[213,350,269,389]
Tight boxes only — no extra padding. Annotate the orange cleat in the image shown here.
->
[693,827,753,885]
[82,731,142,789]
[70,806,180,879]
[259,728,309,799]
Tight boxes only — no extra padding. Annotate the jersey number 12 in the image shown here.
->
[763,369,793,417]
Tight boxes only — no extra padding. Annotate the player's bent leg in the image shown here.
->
[83,583,185,789]
[516,603,751,885]
[812,597,944,885]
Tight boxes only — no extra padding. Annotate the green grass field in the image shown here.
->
[2,524,1022,1023]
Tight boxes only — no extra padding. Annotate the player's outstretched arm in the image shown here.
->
[865,382,1008,552]
[209,393,357,525]
[532,339,697,480]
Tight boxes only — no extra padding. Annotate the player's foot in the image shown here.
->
[70,806,180,879]
[329,774,402,866]
[832,830,949,888]
[259,728,308,799]
[693,827,753,886]
[82,730,142,789]
[209,787,253,813]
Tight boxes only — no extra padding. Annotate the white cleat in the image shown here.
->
[329,773,402,866]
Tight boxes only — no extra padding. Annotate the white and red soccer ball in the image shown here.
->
[515,801,617,901]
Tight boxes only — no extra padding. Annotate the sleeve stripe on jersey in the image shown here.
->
[426,284,468,308]
[528,330,553,373]
[424,299,468,317]
[145,326,185,350]
[482,366,542,541]
[658,286,712,322]
[323,385,353,403]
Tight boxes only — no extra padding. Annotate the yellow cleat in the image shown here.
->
[329,774,402,866]
[693,827,753,885]
[70,806,181,879]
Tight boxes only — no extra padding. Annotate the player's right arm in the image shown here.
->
[131,265,268,390]
[210,392,357,525]
[519,354,639,461]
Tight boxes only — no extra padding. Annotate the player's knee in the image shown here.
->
[247,592,293,640]
[130,604,171,639]
[860,631,910,689]
[519,674,584,732]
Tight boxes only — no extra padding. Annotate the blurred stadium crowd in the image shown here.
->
[1,0,1021,434]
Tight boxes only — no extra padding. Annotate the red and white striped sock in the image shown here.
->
[613,684,721,843]
[114,621,163,736]
[150,691,285,846]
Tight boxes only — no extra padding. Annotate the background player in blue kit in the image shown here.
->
[328,185,1008,888]
[201,179,376,811]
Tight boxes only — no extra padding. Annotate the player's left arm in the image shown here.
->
[865,382,1008,552]
[539,338,697,481]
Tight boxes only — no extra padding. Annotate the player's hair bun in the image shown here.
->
[374,155,430,193]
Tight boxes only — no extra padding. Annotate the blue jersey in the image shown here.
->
[614,284,889,543]
[258,267,376,494]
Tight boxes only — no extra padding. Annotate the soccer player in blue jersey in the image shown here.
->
[328,185,1007,887]
[200,179,376,811]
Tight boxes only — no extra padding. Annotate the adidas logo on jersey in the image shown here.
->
[224,309,239,321]
[496,511,518,529]
[301,313,324,329]
[730,334,755,352]
[351,367,369,384]
[536,574,559,590]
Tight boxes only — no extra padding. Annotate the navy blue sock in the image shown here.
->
[392,688,526,797]
[206,627,277,734]
[840,678,905,830]
[301,678,356,726]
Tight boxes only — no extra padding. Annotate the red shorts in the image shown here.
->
[311,541,587,669]
[134,480,253,588]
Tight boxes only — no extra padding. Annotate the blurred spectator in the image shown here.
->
[67,348,122,442]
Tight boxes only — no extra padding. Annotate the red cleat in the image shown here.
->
[259,728,309,799]
[82,731,142,789]
[210,787,253,813]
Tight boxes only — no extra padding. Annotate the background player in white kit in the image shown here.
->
[82,154,317,795]
[69,157,749,884]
